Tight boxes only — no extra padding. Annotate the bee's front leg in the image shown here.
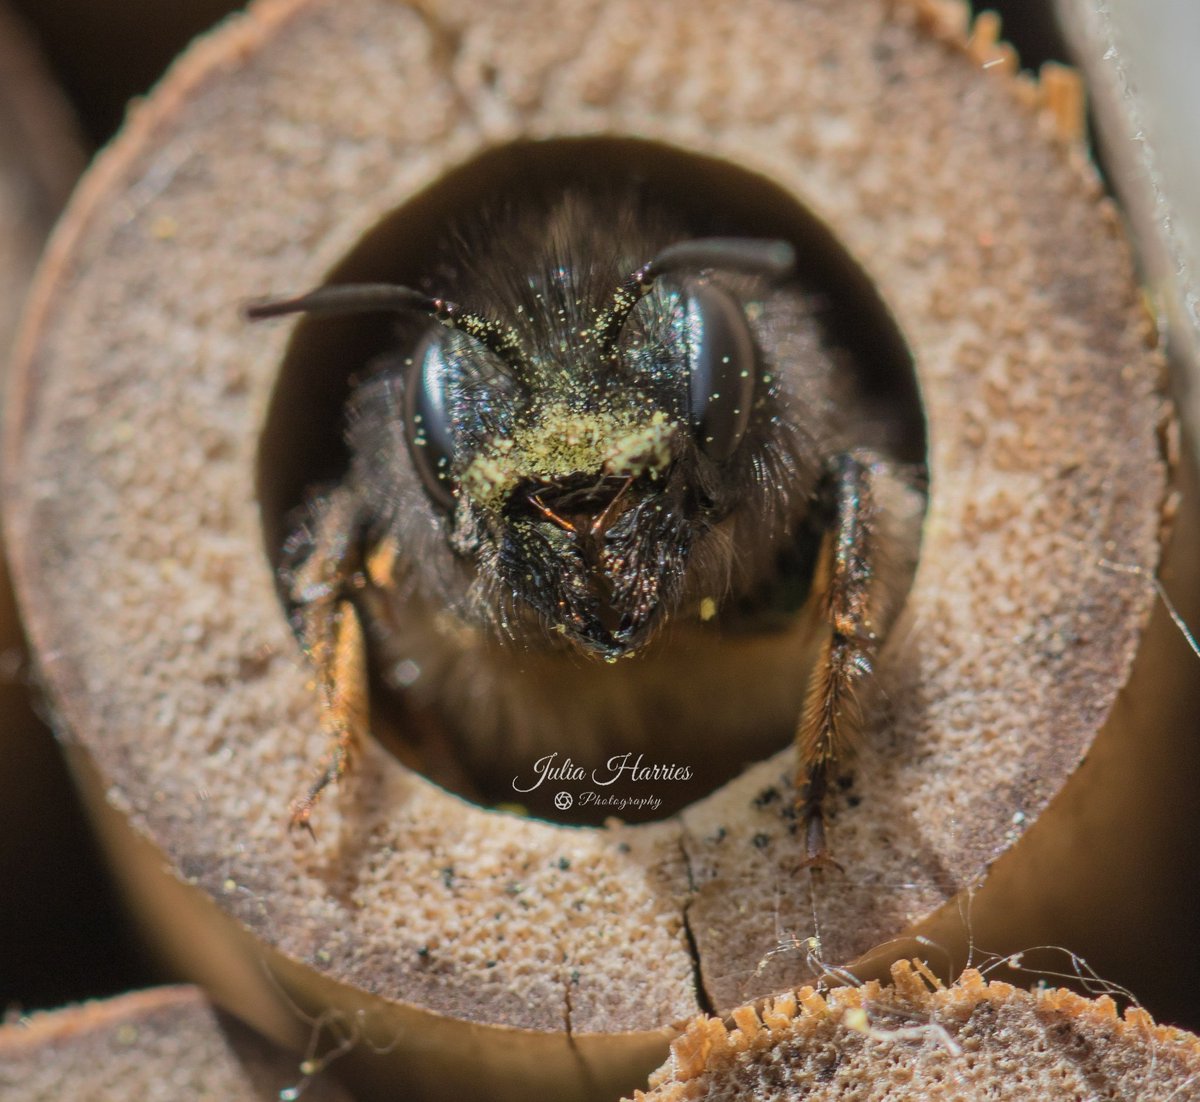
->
[795,453,882,870]
[284,488,379,834]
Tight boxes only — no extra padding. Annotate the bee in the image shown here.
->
[248,189,922,867]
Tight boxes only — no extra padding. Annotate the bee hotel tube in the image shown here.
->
[623,961,1200,1100]
[0,986,353,1101]
[3,0,1191,1099]
[0,0,89,996]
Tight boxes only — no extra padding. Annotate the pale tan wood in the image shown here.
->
[1054,0,1200,463]
[1,0,1183,1099]
[1046,0,1200,1025]
[625,960,1200,1100]
[0,986,352,1102]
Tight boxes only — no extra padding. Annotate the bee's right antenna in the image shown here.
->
[244,283,526,371]
[590,238,796,357]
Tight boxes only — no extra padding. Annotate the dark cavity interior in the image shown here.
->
[257,138,926,825]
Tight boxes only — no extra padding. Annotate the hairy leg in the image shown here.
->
[795,453,881,869]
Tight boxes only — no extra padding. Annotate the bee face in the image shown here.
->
[253,180,923,838]
[342,196,817,660]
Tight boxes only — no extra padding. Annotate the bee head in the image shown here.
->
[249,229,798,660]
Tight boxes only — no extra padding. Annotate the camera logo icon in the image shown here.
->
[554,791,573,811]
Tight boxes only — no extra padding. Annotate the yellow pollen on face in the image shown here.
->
[461,405,677,507]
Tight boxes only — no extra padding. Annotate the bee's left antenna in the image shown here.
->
[244,283,526,370]
[591,238,796,357]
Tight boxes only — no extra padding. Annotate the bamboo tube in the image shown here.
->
[2,0,1183,1099]
[625,960,1200,1100]
[0,986,353,1102]
[0,0,95,1008]
[5,0,243,145]
[0,3,82,710]
[1054,0,1200,457]
[0,3,81,348]
[0,0,76,736]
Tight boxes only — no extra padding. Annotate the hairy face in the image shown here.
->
[318,194,832,660]
[252,182,923,838]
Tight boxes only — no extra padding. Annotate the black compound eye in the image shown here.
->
[681,278,757,461]
[404,330,458,509]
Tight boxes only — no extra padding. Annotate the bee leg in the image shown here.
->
[285,490,373,835]
[289,597,368,834]
[795,453,879,871]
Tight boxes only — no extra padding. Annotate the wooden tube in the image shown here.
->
[0,0,91,1007]
[0,986,353,1102]
[0,0,82,703]
[624,960,1200,1100]
[1054,0,1200,459]
[2,0,1182,1098]
[4,1,243,145]
[0,3,82,349]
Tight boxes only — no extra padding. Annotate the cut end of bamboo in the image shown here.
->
[1,0,1175,1097]
[0,986,353,1102]
[627,960,1200,1100]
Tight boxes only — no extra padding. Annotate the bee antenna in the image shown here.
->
[591,238,795,356]
[243,283,526,370]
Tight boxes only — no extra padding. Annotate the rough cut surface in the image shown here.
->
[1,0,1170,1099]
[0,986,352,1102]
[627,961,1200,1101]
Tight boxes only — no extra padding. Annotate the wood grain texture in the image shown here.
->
[626,961,1200,1100]
[1,0,1175,1099]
